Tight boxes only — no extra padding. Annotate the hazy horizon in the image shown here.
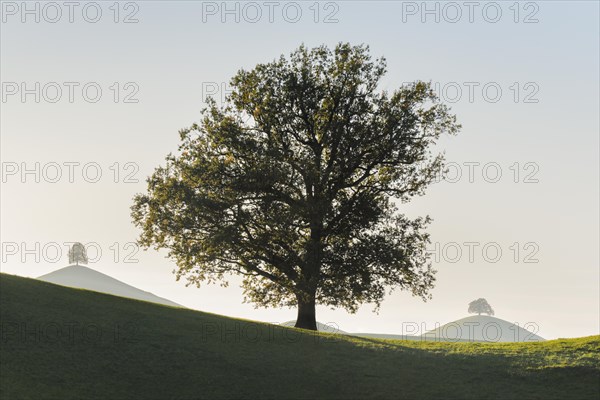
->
[2,1,599,340]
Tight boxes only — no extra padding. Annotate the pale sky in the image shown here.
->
[1,1,598,339]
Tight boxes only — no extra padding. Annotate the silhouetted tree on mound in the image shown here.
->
[131,43,461,330]
[468,298,494,316]
[68,242,88,266]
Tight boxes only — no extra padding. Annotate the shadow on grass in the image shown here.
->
[1,274,599,400]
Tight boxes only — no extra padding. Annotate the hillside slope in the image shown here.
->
[280,320,348,334]
[38,265,182,307]
[422,315,545,342]
[1,273,598,400]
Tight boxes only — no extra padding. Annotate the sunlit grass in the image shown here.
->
[1,273,598,400]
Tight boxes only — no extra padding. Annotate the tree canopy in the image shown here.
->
[131,43,460,330]
[68,242,88,266]
[468,298,494,316]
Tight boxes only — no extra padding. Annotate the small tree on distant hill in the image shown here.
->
[468,298,494,316]
[68,242,88,266]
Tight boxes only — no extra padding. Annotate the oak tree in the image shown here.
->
[468,298,494,316]
[131,43,460,330]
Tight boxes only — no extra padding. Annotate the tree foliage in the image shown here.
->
[68,242,88,266]
[131,43,460,329]
[468,298,494,316]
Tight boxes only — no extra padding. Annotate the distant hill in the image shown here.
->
[350,333,423,341]
[281,316,544,343]
[280,320,347,334]
[1,273,598,400]
[422,315,545,342]
[37,265,182,308]
[349,332,512,342]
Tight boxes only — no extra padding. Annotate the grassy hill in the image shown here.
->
[37,265,182,307]
[420,315,545,342]
[1,273,598,400]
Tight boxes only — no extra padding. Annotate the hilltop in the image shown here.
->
[1,273,598,399]
[37,265,182,307]
[422,315,545,342]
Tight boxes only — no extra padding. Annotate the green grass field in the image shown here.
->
[1,273,598,400]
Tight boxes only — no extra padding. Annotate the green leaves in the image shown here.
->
[132,42,460,315]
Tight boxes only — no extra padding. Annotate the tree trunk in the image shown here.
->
[295,295,317,331]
